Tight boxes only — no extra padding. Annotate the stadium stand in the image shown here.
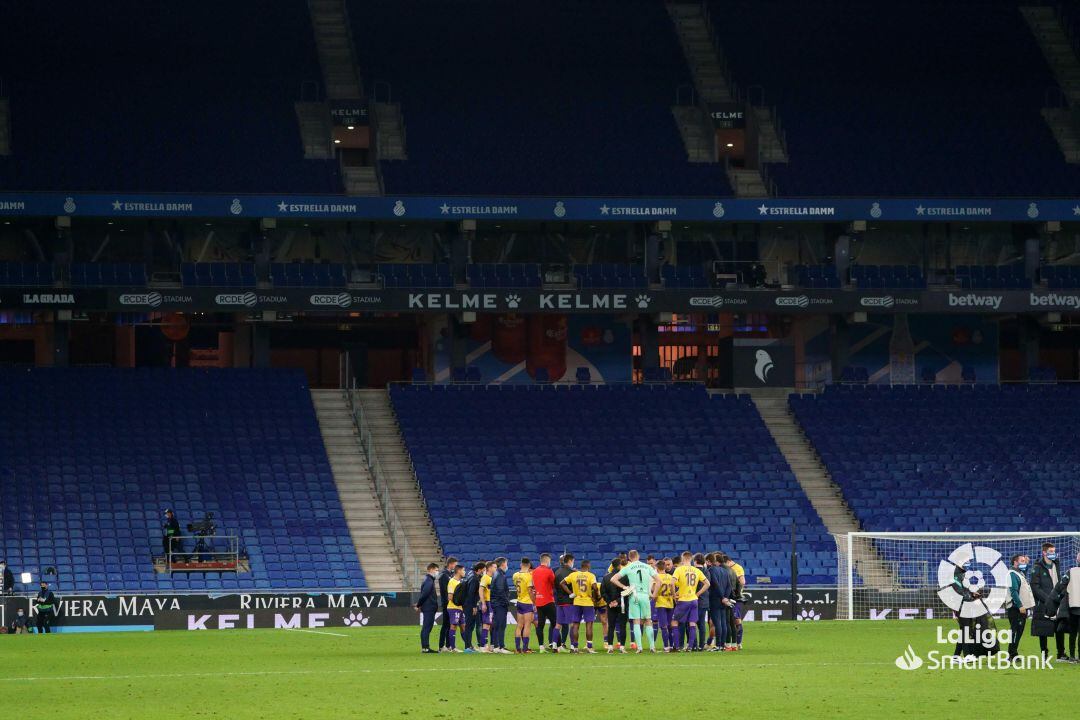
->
[0,368,365,593]
[0,261,52,286]
[954,264,1031,290]
[0,1,338,193]
[711,1,1080,196]
[661,264,710,289]
[789,385,1080,532]
[391,384,836,583]
[573,264,648,289]
[378,263,453,289]
[468,263,542,289]
[72,263,148,287]
[1039,265,1080,289]
[850,265,927,290]
[268,262,347,288]
[350,0,734,196]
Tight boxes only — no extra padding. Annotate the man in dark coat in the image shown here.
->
[489,557,511,653]
[414,563,440,653]
[437,557,458,651]
[600,558,627,652]
[1030,542,1066,660]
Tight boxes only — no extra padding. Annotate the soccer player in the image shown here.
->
[724,554,746,649]
[554,553,576,650]
[478,561,496,652]
[562,559,599,653]
[444,564,467,653]
[593,574,608,647]
[532,552,558,652]
[512,558,535,653]
[611,549,658,653]
[673,551,709,651]
[694,553,711,650]
[653,560,676,651]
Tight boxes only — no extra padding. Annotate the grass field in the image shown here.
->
[2,620,1074,719]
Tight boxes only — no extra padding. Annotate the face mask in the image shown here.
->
[1018,564,1029,571]
[1047,553,1057,561]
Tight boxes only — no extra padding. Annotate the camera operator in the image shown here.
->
[0,559,14,595]
[163,509,181,560]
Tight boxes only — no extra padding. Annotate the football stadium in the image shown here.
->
[4,0,1080,717]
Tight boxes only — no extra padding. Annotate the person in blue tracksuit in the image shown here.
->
[437,557,458,651]
[707,552,736,650]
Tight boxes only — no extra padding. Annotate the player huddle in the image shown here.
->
[442,549,745,654]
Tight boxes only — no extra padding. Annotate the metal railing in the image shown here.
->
[166,535,240,573]
[347,384,423,590]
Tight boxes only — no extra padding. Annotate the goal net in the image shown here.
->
[834,532,1080,621]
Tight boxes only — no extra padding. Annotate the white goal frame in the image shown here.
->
[835,531,1080,620]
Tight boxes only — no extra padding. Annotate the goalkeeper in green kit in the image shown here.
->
[610,549,659,653]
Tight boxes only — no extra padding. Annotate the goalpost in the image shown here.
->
[834,532,1080,621]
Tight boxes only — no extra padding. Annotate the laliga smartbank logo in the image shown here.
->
[894,627,1052,671]
[894,543,1053,672]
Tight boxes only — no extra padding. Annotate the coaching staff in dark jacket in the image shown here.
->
[1030,542,1065,659]
[437,557,458,651]
[34,582,57,634]
[601,558,627,650]
[415,563,440,653]
[490,557,511,652]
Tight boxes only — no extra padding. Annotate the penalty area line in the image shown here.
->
[286,628,350,638]
[0,660,892,684]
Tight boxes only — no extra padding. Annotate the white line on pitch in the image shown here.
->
[287,628,350,638]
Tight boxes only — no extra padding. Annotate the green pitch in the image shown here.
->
[2,621,1074,720]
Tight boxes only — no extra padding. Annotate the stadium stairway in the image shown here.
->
[1022,5,1080,162]
[372,102,408,161]
[749,388,896,588]
[309,0,363,99]
[311,389,405,590]
[353,389,442,577]
[0,97,9,156]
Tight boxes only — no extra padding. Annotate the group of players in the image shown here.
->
[435,548,746,654]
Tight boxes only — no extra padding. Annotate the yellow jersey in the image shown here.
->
[565,570,598,607]
[512,571,533,604]
[730,562,745,585]
[673,565,707,602]
[479,573,491,603]
[447,577,463,611]
[654,572,676,609]
[592,580,605,609]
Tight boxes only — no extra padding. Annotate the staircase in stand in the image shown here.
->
[353,389,441,578]
[295,101,333,159]
[1023,5,1080,162]
[372,102,408,160]
[0,97,10,156]
[308,0,363,100]
[312,389,405,590]
[672,105,715,162]
[749,388,896,589]
[666,1,780,194]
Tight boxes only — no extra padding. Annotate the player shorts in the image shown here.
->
[673,600,699,624]
[481,606,494,624]
[568,606,596,623]
[595,606,607,616]
[655,606,673,628]
[447,609,465,626]
[627,594,652,621]
[516,603,535,615]
[650,599,658,623]
[732,602,743,620]
[556,604,572,624]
